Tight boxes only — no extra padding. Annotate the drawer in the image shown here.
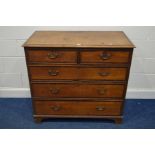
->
[32,83,125,98]
[26,49,77,63]
[80,49,130,63]
[34,100,122,116]
[29,66,127,81]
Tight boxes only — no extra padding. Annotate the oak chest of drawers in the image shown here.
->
[23,31,135,124]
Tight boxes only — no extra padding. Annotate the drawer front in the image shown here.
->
[80,50,130,63]
[29,66,127,81]
[34,101,122,116]
[32,83,124,98]
[26,49,77,63]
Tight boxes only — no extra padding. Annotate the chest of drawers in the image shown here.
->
[23,31,135,124]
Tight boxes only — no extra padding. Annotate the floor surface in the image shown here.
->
[0,98,154,129]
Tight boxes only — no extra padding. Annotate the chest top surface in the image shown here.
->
[23,31,135,48]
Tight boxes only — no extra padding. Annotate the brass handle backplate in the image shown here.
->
[96,106,105,111]
[98,72,110,77]
[100,52,111,60]
[48,70,59,76]
[51,105,61,111]
[48,52,60,59]
[97,88,107,95]
[50,88,60,94]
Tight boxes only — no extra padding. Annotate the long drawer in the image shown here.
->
[34,100,122,116]
[29,66,127,81]
[31,83,125,98]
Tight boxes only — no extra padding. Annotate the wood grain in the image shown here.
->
[29,66,127,81]
[31,83,125,98]
[80,49,130,63]
[34,100,122,116]
[23,31,135,48]
[26,49,77,63]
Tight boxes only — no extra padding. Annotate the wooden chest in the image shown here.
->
[23,31,135,124]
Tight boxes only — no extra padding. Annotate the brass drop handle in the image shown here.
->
[48,52,59,59]
[51,105,61,111]
[50,88,60,94]
[100,52,111,60]
[98,72,110,77]
[97,88,107,95]
[48,70,59,76]
[96,106,105,111]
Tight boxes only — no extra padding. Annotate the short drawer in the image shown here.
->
[32,83,125,98]
[26,49,77,63]
[29,66,127,81]
[80,49,130,63]
[34,100,122,116]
